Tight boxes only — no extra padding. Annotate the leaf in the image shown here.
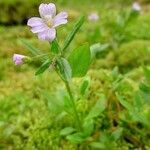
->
[111,127,123,141]
[111,66,119,80]
[51,39,61,54]
[62,16,85,51]
[20,39,41,56]
[68,44,91,77]
[134,92,143,111]
[66,132,86,144]
[83,119,94,137]
[57,58,72,81]
[140,83,150,93]
[60,127,75,136]
[90,43,109,59]
[63,95,73,114]
[143,67,150,83]
[116,13,125,28]
[90,142,103,149]
[42,91,65,113]
[141,92,150,105]
[139,83,150,104]
[116,94,132,111]
[86,94,106,120]
[35,59,51,75]
[80,78,90,96]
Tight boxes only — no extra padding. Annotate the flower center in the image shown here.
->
[44,15,53,27]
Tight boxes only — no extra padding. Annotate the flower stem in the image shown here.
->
[64,81,82,131]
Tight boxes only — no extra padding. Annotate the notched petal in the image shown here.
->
[39,3,56,18]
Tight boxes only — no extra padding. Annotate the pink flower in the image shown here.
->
[27,3,68,42]
[13,54,25,65]
[132,2,141,11]
[88,13,99,22]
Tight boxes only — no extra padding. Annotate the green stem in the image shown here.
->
[64,81,82,131]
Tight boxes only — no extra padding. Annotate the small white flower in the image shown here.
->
[88,12,99,22]
[27,3,68,42]
[132,2,141,11]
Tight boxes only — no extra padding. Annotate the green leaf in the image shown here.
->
[90,142,103,149]
[50,39,61,54]
[83,119,94,137]
[35,59,51,75]
[68,44,91,77]
[62,16,84,51]
[140,83,150,93]
[111,127,123,141]
[116,94,132,111]
[57,58,72,81]
[66,132,86,144]
[143,67,150,83]
[42,91,65,113]
[63,95,73,114]
[80,78,90,96]
[140,83,150,104]
[60,127,75,136]
[116,13,125,28]
[90,43,109,59]
[111,66,119,80]
[86,94,106,120]
[134,92,143,111]
[20,39,41,56]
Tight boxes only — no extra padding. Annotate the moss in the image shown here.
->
[92,40,150,72]
[117,40,150,70]
[126,13,150,40]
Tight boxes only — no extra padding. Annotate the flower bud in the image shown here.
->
[13,54,31,65]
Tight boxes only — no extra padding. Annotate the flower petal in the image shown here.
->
[27,17,43,27]
[54,12,68,20]
[53,12,68,27]
[53,19,68,28]
[39,3,56,18]
[31,24,48,33]
[38,28,56,42]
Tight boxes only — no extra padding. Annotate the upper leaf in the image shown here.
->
[68,44,91,77]
[62,16,85,52]
[51,39,61,54]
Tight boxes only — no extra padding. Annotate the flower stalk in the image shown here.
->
[64,81,82,131]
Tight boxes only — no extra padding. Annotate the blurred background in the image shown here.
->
[0,0,150,149]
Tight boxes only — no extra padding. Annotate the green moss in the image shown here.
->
[92,40,150,72]
[117,40,150,70]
